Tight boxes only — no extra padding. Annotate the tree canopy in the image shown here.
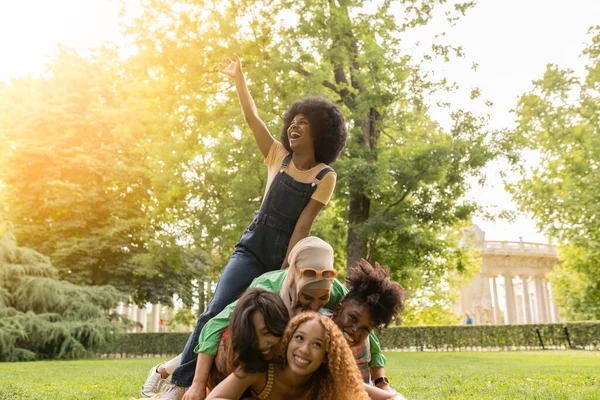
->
[118,0,509,293]
[509,27,600,320]
[0,47,207,306]
[0,0,515,310]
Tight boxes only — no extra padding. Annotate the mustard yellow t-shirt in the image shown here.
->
[264,141,336,205]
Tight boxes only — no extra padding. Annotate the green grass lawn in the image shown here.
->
[0,351,598,399]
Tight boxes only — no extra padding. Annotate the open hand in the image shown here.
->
[181,383,206,400]
[218,54,242,78]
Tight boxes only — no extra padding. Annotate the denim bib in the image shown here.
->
[238,154,333,270]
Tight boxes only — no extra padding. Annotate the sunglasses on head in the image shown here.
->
[299,268,337,280]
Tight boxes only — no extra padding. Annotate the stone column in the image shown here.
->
[542,277,553,323]
[491,276,501,324]
[164,307,173,333]
[547,282,559,322]
[137,306,148,332]
[515,293,524,324]
[535,276,548,323]
[129,304,138,333]
[521,276,533,324]
[150,304,160,333]
[504,274,517,324]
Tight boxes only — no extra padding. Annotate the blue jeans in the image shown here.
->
[170,246,266,387]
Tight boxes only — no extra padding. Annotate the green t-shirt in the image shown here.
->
[194,270,386,368]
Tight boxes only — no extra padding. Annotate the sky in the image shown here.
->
[1,0,598,244]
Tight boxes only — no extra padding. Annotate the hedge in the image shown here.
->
[97,322,599,357]
[377,322,600,351]
[96,332,190,358]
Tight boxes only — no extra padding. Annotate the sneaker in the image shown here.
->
[141,364,167,397]
[156,383,185,400]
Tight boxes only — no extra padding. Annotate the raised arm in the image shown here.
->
[219,54,273,158]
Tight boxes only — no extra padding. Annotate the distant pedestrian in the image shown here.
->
[465,312,474,325]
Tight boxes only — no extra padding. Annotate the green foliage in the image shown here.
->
[401,225,481,326]
[378,322,600,351]
[120,0,510,299]
[550,244,600,321]
[96,332,189,357]
[0,228,127,361]
[99,322,599,357]
[508,27,600,320]
[0,46,207,305]
[0,0,512,308]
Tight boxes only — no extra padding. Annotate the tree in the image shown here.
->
[0,46,207,306]
[0,223,126,361]
[123,0,508,295]
[508,27,600,320]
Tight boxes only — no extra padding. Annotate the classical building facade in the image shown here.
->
[456,225,561,325]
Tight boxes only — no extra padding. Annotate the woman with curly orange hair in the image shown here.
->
[206,312,400,400]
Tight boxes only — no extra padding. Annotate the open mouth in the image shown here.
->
[293,354,311,367]
[260,347,272,356]
[289,131,301,139]
[343,331,357,346]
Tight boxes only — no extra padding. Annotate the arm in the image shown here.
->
[206,370,261,400]
[370,366,393,392]
[364,383,405,400]
[280,199,324,269]
[368,332,388,377]
[219,54,273,158]
[195,300,239,355]
[182,353,216,400]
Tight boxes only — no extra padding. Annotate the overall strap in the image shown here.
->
[314,166,334,181]
[279,154,293,172]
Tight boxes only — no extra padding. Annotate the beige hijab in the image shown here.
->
[279,236,335,317]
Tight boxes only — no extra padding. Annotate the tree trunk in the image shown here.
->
[346,109,380,272]
[346,191,370,271]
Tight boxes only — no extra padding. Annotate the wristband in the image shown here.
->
[374,376,390,386]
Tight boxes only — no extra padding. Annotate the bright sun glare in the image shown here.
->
[0,0,127,82]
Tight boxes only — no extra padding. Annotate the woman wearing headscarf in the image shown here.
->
[182,237,388,400]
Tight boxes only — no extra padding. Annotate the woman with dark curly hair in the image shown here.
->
[328,259,408,395]
[146,53,347,400]
[206,312,400,400]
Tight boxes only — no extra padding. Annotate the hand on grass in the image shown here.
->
[181,383,206,400]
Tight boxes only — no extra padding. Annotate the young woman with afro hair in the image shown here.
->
[146,53,348,400]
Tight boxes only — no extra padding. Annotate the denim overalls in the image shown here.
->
[171,153,333,386]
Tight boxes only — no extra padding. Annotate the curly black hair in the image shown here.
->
[279,97,347,165]
[344,259,408,328]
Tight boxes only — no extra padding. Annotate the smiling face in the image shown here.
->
[251,311,281,361]
[332,300,375,347]
[286,318,327,376]
[287,113,314,153]
[293,287,330,316]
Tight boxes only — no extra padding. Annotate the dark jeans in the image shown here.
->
[170,246,265,387]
